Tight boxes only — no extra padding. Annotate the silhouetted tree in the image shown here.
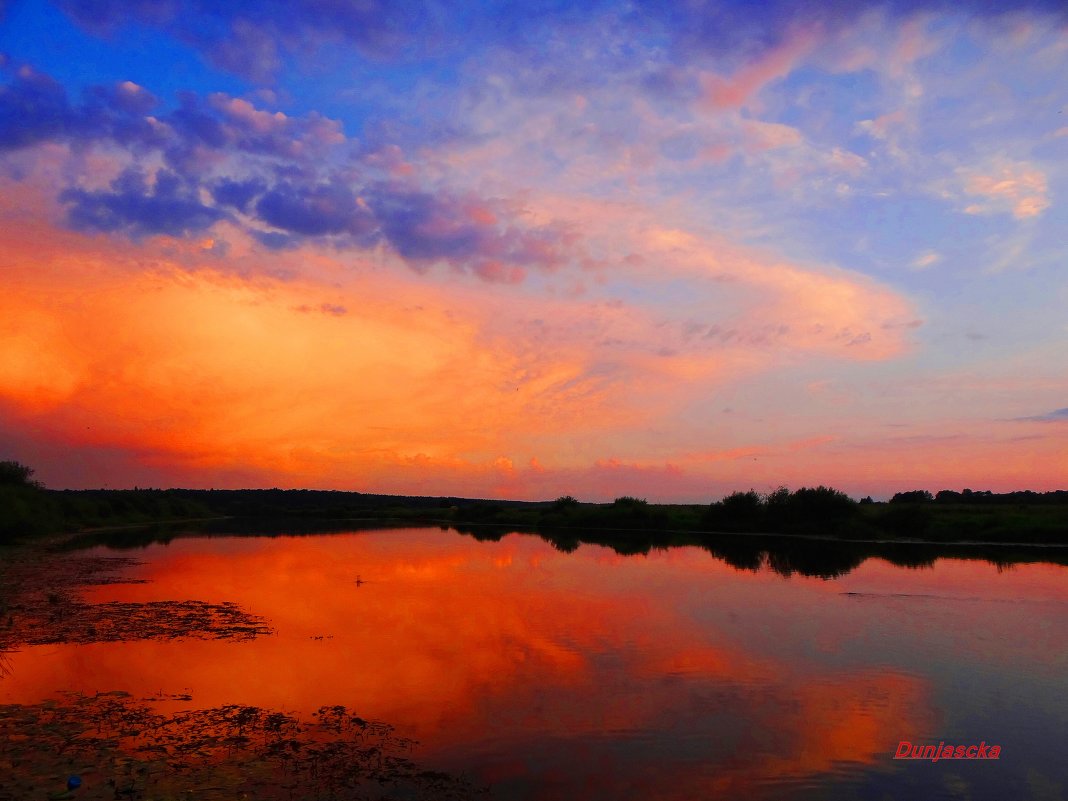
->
[708,490,764,531]
[889,490,934,504]
[0,460,40,488]
[722,490,762,516]
[787,486,857,524]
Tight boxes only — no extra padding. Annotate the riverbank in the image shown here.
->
[3,484,1067,549]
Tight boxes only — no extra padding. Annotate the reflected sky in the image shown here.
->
[3,528,1067,800]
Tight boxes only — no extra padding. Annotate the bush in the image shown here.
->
[0,460,40,488]
[705,490,764,531]
[722,490,762,516]
[789,486,857,518]
[890,490,934,504]
[765,486,857,534]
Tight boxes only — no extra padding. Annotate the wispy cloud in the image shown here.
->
[1,0,1067,496]
[0,61,576,282]
[961,163,1051,220]
[910,250,941,270]
[1013,408,1068,423]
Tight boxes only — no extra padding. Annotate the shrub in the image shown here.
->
[0,460,40,488]
[722,490,762,515]
[889,490,934,504]
[552,495,580,511]
[789,486,857,518]
[764,486,857,534]
[711,490,764,531]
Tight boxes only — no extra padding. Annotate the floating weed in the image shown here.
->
[0,551,271,654]
[0,692,488,800]
[0,550,482,797]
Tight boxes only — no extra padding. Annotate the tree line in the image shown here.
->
[889,489,1068,505]
[2,460,1066,546]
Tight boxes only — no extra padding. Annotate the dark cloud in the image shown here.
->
[37,0,739,94]
[255,182,376,239]
[250,230,296,250]
[202,18,284,83]
[0,69,342,163]
[168,92,230,149]
[158,93,345,174]
[211,177,266,212]
[48,0,1068,92]
[57,0,175,32]
[1013,408,1068,423]
[86,81,158,115]
[61,168,229,237]
[3,63,572,280]
[244,179,568,276]
[0,65,167,152]
[55,0,438,81]
[371,188,482,262]
[369,186,569,273]
[0,66,76,149]
[634,0,1068,61]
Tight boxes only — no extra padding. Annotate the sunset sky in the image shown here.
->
[0,0,1065,500]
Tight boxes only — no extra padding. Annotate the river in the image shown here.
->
[3,525,1067,800]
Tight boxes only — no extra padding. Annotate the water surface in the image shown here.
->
[3,526,1067,800]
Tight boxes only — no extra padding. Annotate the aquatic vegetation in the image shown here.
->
[0,551,271,656]
[0,548,480,798]
[0,692,486,800]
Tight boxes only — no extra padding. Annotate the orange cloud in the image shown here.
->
[0,155,928,499]
[701,28,821,110]
[961,163,1050,219]
[0,165,925,490]
[0,212,696,492]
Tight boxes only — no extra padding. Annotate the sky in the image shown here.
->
[0,0,1065,501]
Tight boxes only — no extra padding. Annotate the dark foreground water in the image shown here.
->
[3,526,1067,800]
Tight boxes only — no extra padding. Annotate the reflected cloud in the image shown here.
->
[0,530,960,799]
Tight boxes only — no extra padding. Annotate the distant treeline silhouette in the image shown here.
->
[890,489,1068,505]
[1,459,1066,546]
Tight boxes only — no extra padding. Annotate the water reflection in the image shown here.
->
[63,516,1068,580]
[5,526,1068,800]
